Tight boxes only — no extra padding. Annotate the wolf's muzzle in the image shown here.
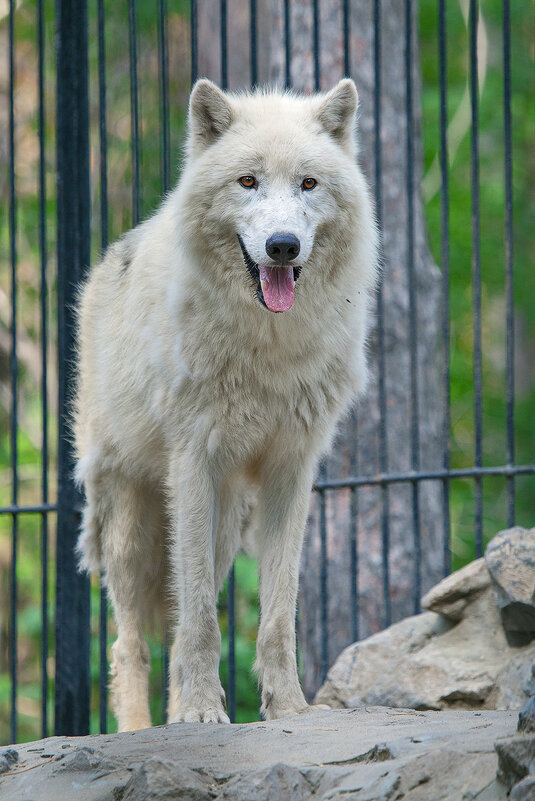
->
[265,232,300,264]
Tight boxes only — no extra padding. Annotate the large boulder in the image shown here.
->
[315,530,535,712]
[485,526,535,646]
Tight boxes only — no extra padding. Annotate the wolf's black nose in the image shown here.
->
[266,232,301,263]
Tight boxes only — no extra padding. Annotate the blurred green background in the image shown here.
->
[0,0,534,742]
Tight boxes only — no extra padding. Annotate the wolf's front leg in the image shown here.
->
[255,460,315,720]
[167,449,229,724]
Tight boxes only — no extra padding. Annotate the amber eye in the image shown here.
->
[238,175,257,188]
[302,177,317,191]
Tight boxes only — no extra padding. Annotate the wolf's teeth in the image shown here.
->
[260,280,267,293]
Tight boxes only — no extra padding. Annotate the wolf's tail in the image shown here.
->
[74,449,103,574]
[75,503,103,574]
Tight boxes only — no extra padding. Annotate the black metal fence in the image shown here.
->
[3,0,534,744]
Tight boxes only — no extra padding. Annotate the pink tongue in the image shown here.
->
[259,265,295,312]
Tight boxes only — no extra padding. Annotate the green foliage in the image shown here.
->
[1,0,533,744]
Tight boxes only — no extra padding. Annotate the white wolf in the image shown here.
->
[74,78,378,730]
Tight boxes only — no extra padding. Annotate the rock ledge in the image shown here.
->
[0,708,520,800]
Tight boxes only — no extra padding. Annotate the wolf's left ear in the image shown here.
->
[315,79,359,150]
[188,79,235,154]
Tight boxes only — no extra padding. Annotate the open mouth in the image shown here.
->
[237,235,301,313]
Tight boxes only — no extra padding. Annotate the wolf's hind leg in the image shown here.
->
[99,476,162,732]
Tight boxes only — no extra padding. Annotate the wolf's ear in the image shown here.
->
[188,79,235,154]
[315,79,359,150]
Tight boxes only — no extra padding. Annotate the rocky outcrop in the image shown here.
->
[315,528,535,713]
[485,526,535,647]
[518,696,535,734]
[495,732,535,799]
[0,708,519,800]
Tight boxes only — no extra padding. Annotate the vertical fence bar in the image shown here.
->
[220,0,228,89]
[469,0,483,557]
[374,0,391,628]
[97,0,109,735]
[284,0,291,88]
[157,0,170,724]
[128,0,141,225]
[342,0,350,77]
[312,0,320,91]
[318,462,329,682]
[502,0,515,528]
[217,0,234,721]
[250,0,258,87]
[97,0,109,734]
[405,0,421,613]
[55,0,91,736]
[191,0,198,84]
[158,0,170,193]
[99,581,108,733]
[98,0,108,251]
[162,639,169,723]
[8,0,18,746]
[438,0,451,577]
[227,567,236,722]
[346,3,356,643]
[37,0,49,739]
[349,415,359,642]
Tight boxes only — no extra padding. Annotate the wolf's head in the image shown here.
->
[180,78,368,314]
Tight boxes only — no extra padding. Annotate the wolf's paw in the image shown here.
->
[171,689,230,724]
[261,688,326,720]
[263,702,331,720]
[301,703,331,714]
[173,706,231,724]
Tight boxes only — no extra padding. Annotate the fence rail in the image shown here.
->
[3,0,533,744]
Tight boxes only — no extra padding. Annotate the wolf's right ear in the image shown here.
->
[315,79,359,153]
[188,79,235,154]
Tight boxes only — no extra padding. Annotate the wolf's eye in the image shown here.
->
[302,177,317,191]
[238,176,257,189]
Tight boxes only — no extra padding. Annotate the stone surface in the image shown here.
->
[0,748,18,774]
[485,527,535,646]
[518,696,535,733]
[495,734,535,789]
[0,709,517,800]
[510,775,535,801]
[421,557,490,621]
[316,553,535,713]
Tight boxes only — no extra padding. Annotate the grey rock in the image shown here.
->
[518,696,535,733]
[356,771,401,801]
[0,748,18,774]
[218,763,316,801]
[495,734,535,789]
[119,758,214,800]
[317,556,535,713]
[421,558,490,621]
[0,709,516,801]
[363,772,401,801]
[53,745,118,774]
[496,655,535,711]
[485,527,535,646]
[510,775,535,801]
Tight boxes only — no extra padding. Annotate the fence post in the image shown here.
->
[55,0,91,736]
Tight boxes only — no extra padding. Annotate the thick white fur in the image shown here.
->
[74,79,378,731]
